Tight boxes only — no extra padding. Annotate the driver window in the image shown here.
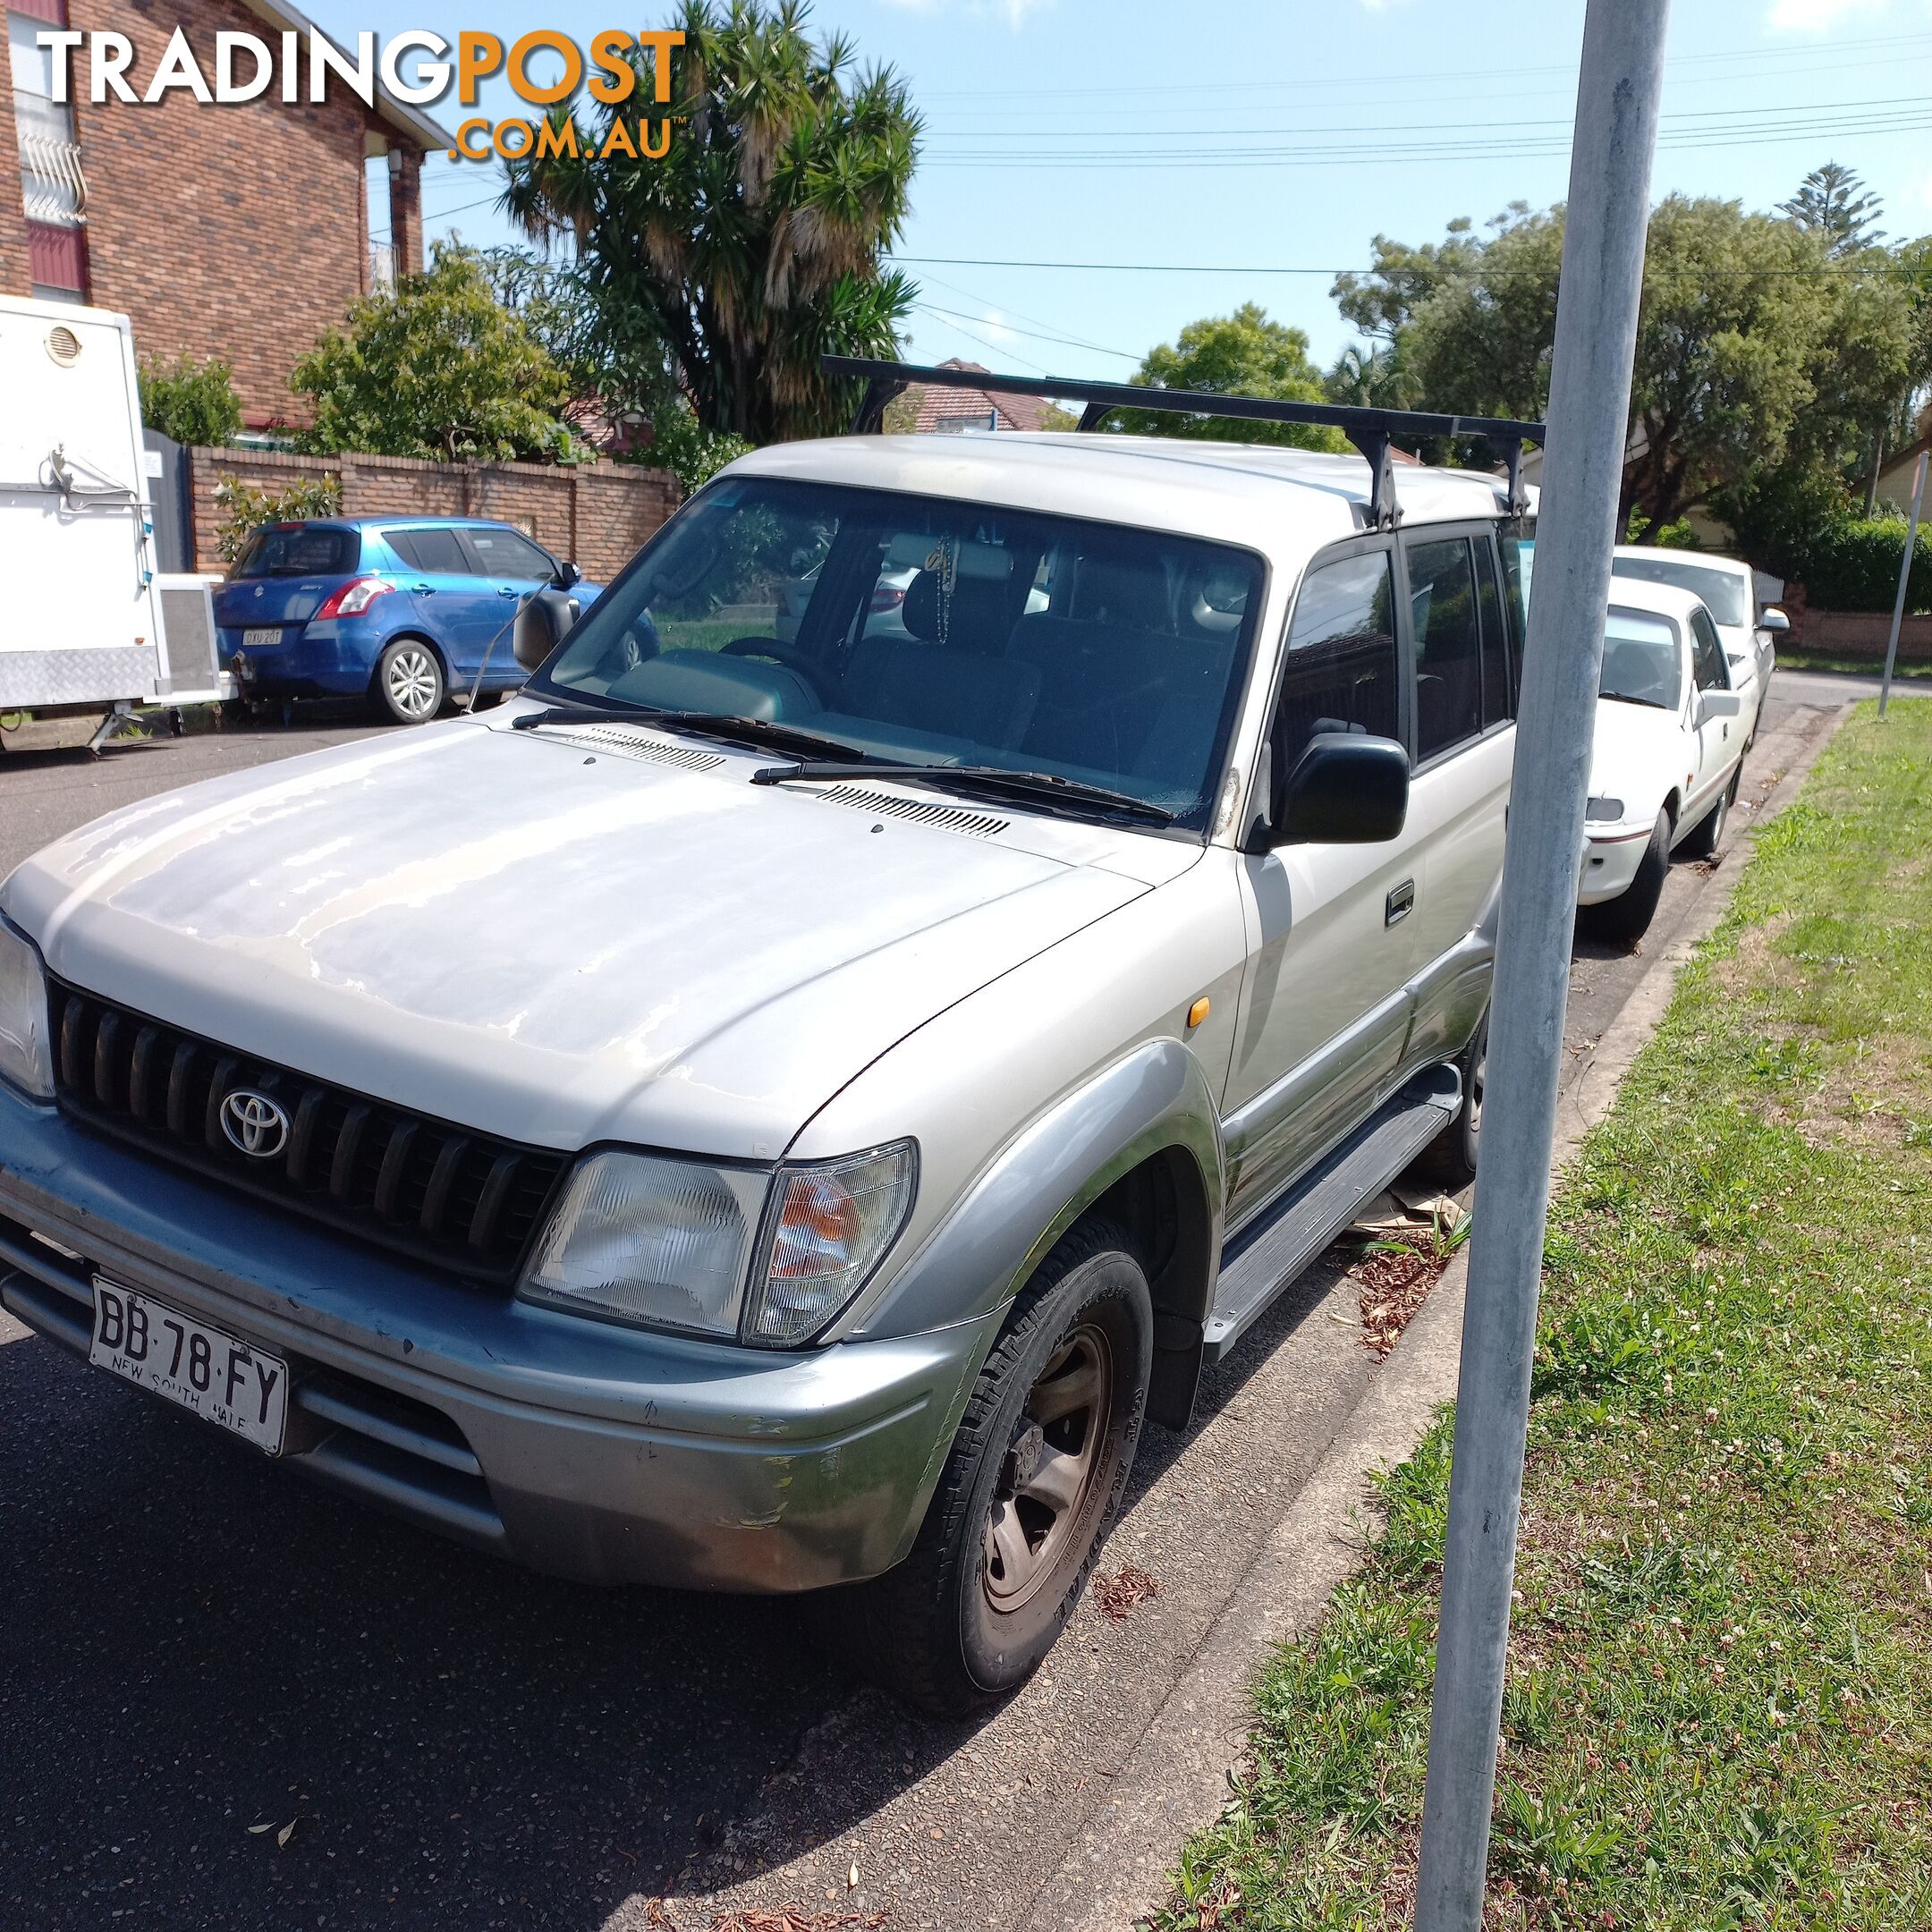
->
[1690,608,1729,691]
[1274,547,1400,770]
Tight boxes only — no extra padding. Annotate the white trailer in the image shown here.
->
[0,294,228,750]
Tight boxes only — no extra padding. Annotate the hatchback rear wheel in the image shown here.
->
[372,639,445,724]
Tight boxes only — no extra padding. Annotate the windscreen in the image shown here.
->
[1611,555,1750,627]
[1599,608,1682,710]
[535,477,1267,831]
[233,526,360,579]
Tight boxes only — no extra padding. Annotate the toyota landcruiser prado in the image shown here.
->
[0,364,1538,1713]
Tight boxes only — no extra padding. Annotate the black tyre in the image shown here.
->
[370,639,445,724]
[839,1218,1153,1716]
[1417,1005,1487,1188]
[1679,770,1734,861]
[1589,807,1671,944]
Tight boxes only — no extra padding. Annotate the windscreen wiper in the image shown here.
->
[750,759,1176,826]
[1597,692,1671,710]
[509,704,871,763]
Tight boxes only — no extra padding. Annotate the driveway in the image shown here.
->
[0,674,1860,1931]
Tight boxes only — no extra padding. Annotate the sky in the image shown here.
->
[316,0,1932,385]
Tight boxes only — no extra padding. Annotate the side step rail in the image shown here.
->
[1205,1064,1462,1364]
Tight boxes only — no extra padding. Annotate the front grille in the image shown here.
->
[47,980,569,1288]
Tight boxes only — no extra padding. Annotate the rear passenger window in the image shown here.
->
[388,528,469,573]
[1275,549,1400,768]
[1476,535,1513,726]
[1406,537,1482,759]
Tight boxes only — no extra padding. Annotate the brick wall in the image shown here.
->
[1792,606,1932,663]
[55,0,429,423]
[184,446,682,584]
[0,25,32,296]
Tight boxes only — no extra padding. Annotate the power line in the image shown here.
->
[892,252,1926,277]
[913,300,1139,361]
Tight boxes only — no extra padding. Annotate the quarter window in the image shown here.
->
[1476,535,1513,726]
[1406,537,1483,759]
[1275,548,1401,768]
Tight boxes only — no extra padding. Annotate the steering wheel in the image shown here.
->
[718,637,829,705]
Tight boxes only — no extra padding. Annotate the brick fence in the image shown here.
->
[185,447,682,584]
[1788,598,1932,663]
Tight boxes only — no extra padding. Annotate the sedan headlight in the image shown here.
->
[521,1151,768,1337]
[520,1139,917,1345]
[0,916,55,1101]
[743,1141,919,1347]
[1584,795,1625,823]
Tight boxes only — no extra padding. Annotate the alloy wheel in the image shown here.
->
[386,647,440,719]
[982,1323,1114,1615]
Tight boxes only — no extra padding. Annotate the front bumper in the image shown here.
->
[0,1086,994,1592]
[1577,821,1657,905]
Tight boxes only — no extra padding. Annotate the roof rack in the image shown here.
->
[822,355,1545,529]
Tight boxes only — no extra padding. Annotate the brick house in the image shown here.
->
[3,0,451,427]
[902,359,1056,434]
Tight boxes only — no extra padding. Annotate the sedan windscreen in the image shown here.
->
[535,478,1266,832]
[1611,555,1750,628]
[233,526,359,578]
[1599,609,1682,710]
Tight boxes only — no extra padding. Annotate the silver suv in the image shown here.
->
[0,364,1536,1713]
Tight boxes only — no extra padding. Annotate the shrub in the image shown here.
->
[212,472,343,564]
[1784,513,1932,613]
[138,354,242,447]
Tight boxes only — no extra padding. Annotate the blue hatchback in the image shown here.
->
[214,519,600,724]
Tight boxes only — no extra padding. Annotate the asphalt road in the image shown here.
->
[0,673,1868,1930]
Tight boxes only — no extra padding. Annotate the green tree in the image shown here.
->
[138,353,242,447]
[1342,196,1918,534]
[503,0,919,445]
[1779,162,1885,257]
[290,244,577,462]
[1106,303,1344,450]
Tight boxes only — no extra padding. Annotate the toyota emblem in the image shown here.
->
[219,1089,290,1158]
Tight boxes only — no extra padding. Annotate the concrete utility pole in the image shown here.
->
[1411,5,1670,1928]
[1878,449,1926,719]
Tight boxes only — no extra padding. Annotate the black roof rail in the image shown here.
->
[821,354,1545,528]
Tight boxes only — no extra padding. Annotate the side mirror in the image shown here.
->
[1250,732,1410,850]
[553,559,582,590]
[513,593,554,672]
[1696,689,1742,726]
[1758,606,1790,635]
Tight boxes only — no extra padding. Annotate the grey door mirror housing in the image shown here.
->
[1696,689,1742,726]
[1250,732,1410,849]
[1758,606,1790,634]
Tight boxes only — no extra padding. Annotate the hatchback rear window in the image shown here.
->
[233,526,359,578]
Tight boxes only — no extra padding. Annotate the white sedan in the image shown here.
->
[1579,578,1745,941]
[1609,547,1789,749]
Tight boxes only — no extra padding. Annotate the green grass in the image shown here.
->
[1154,699,1932,1931]
[1776,647,1932,682]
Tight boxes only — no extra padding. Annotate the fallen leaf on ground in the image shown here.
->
[1351,1243,1448,1358]
[1092,1563,1160,1622]
[276,1820,296,1849]
[246,1822,275,1835]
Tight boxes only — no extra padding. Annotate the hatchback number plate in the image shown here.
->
[89,1278,288,1455]
[242,627,281,648]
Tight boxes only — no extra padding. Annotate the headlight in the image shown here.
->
[0,916,55,1101]
[743,1141,918,1347]
[1584,795,1625,823]
[521,1151,768,1336]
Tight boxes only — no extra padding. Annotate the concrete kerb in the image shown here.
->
[1025,697,1858,1932]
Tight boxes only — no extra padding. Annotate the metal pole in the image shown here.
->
[1411,5,1669,1928]
[1878,450,1926,719]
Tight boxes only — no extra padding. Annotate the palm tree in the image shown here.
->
[504,0,919,444]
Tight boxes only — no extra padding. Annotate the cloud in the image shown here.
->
[1766,0,1885,32]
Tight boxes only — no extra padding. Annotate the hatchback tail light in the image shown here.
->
[869,583,906,614]
[315,577,394,619]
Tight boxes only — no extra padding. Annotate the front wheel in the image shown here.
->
[371,640,445,725]
[1680,768,1736,861]
[1418,1006,1486,1188]
[1587,807,1671,945]
[839,1219,1153,1716]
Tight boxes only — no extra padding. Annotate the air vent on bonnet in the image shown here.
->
[543,724,724,772]
[814,784,1008,838]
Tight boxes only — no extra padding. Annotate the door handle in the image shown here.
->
[1385,879,1415,926]
[411,582,436,595]
[497,586,518,597]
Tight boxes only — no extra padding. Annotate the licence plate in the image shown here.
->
[242,627,281,648]
[89,1278,288,1455]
